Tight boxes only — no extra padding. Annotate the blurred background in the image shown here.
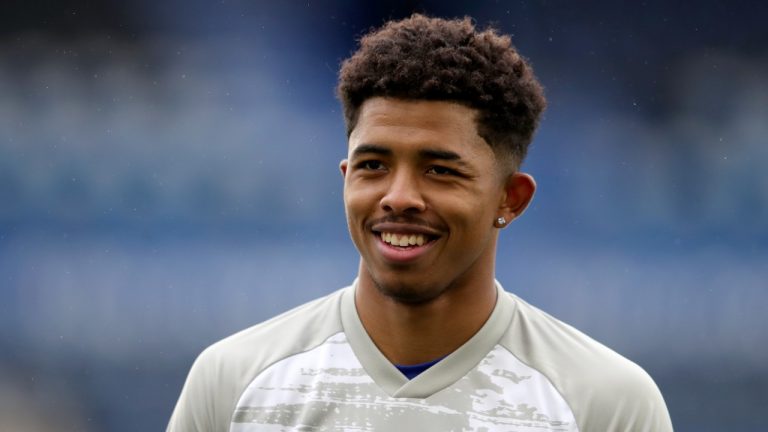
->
[1,1,766,430]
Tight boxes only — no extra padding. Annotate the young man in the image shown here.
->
[167,14,672,432]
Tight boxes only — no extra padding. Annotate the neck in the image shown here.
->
[354,267,498,365]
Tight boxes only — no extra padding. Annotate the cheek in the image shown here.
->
[343,186,374,221]
[438,195,497,242]
[440,191,493,220]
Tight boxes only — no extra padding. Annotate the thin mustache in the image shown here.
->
[368,216,440,230]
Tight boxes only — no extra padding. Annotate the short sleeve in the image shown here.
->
[166,348,218,432]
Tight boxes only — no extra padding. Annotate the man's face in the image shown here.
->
[341,97,511,303]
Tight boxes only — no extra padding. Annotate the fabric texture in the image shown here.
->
[167,282,673,432]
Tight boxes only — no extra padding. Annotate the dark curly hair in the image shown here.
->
[337,14,546,168]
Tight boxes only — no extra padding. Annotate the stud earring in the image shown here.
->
[496,217,507,226]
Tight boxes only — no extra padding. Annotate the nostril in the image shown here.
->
[379,192,426,213]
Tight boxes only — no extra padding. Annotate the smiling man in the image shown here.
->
[168,14,672,432]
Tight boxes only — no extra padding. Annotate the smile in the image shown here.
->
[380,232,428,247]
[372,229,440,264]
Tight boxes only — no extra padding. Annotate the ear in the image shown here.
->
[497,172,536,226]
[339,159,348,178]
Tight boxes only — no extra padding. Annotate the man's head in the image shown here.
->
[338,14,546,171]
[338,15,545,303]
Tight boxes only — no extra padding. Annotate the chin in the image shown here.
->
[370,275,448,305]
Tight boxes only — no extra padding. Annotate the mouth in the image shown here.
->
[378,231,435,247]
[371,227,441,263]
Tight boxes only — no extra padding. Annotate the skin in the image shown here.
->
[340,97,536,365]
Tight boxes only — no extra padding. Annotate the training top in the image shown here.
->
[167,282,673,432]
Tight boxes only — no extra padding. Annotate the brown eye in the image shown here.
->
[427,165,456,175]
[358,160,385,170]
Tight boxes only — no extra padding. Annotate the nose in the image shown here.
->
[380,169,426,214]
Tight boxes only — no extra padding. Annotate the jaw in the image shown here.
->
[357,259,450,305]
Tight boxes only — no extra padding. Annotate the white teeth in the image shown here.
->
[380,232,428,247]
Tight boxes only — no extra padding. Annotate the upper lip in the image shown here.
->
[370,222,443,238]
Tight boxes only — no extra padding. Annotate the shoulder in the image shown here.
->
[204,287,345,367]
[499,291,673,432]
[167,287,347,432]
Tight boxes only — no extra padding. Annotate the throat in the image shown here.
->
[354,276,498,365]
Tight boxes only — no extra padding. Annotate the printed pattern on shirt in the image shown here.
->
[230,333,577,432]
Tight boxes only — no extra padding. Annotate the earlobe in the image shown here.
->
[494,216,509,228]
[340,159,348,178]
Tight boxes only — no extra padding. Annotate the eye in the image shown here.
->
[426,165,457,176]
[357,160,385,171]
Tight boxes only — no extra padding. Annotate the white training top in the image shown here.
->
[167,282,673,432]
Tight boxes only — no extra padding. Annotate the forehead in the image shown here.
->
[349,97,491,158]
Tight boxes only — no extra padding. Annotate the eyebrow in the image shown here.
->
[350,144,391,159]
[351,144,465,164]
[419,148,461,161]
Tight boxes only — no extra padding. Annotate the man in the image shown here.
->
[167,14,672,431]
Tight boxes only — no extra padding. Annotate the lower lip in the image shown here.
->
[375,235,436,263]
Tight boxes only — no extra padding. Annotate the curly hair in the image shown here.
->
[337,14,547,167]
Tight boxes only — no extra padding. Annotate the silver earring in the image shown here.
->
[496,217,507,226]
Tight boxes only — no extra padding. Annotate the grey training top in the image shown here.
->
[167,282,673,432]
